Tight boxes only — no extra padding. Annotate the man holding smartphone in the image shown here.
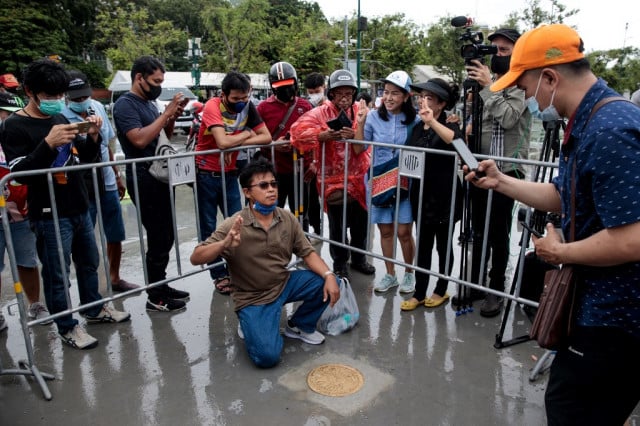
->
[462,28,532,317]
[0,59,130,349]
[62,70,139,294]
[113,55,191,312]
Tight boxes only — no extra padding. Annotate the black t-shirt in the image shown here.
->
[0,113,99,220]
[407,114,463,225]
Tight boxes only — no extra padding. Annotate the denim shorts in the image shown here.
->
[0,219,38,272]
[369,198,413,224]
[89,189,126,243]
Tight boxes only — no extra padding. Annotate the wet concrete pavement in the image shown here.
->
[1,162,638,425]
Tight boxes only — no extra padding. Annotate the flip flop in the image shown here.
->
[400,298,425,311]
[424,293,450,308]
[214,276,232,295]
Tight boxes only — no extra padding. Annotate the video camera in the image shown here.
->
[451,16,497,65]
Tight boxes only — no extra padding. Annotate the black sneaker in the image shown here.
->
[166,286,190,301]
[146,298,187,312]
[351,262,376,275]
[334,266,350,279]
[479,294,503,318]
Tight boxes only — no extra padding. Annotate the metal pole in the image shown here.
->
[343,16,349,69]
[356,0,361,90]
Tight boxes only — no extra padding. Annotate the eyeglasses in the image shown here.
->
[249,180,278,190]
[332,91,354,100]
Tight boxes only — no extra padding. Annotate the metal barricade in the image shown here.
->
[0,136,557,400]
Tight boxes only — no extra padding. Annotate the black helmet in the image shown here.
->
[327,69,357,103]
[269,61,298,92]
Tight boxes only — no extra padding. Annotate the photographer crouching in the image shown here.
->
[461,28,532,317]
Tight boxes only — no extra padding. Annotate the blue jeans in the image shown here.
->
[196,172,242,279]
[33,211,103,334]
[237,270,329,368]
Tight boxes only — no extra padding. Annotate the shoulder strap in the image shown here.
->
[272,100,297,140]
[570,96,630,242]
[586,96,629,126]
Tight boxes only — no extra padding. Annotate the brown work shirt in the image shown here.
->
[200,206,315,311]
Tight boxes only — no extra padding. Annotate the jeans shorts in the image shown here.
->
[369,198,413,224]
[0,219,38,272]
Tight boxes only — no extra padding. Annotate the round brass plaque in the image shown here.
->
[307,363,364,397]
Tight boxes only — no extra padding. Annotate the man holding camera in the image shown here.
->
[462,28,531,317]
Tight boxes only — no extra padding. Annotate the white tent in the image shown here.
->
[108,70,269,92]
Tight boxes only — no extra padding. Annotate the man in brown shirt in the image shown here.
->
[191,158,340,368]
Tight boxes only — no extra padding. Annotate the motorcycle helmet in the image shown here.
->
[327,69,357,103]
[269,61,298,92]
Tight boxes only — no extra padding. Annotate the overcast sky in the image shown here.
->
[314,0,636,52]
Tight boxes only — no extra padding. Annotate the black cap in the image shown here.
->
[0,92,21,112]
[66,72,92,99]
[487,28,521,44]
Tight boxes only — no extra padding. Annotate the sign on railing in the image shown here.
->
[168,155,196,186]
[399,149,424,179]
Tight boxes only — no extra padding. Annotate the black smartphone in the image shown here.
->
[451,138,479,171]
[520,221,543,238]
[326,110,352,131]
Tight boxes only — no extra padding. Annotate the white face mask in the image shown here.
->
[308,93,324,107]
[524,73,561,122]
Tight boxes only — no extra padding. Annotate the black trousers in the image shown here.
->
[326,199,368,269]
[414,222,454,300]
[545,326,640,425]
[127,168,174,300]
[470,181,516,291]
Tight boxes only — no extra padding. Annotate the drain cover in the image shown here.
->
[307,363,364,397]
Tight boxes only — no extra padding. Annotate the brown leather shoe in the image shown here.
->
[112,279,140,292]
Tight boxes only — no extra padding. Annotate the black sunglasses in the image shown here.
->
[249,180,278,190]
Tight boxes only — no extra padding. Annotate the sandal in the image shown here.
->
[214,276,232,295]
[400,298,424,311]
[424,293,450,308]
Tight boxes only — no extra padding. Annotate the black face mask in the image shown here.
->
[490,55,511,75]
[274,86,296,103]
[142,79,162,101]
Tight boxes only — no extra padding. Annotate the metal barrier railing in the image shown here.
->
[0,136,557,400]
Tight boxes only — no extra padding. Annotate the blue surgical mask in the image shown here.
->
[68,98,92,114]
[252,200,277,215]
[525,74,561,122]
[38,98,65,116]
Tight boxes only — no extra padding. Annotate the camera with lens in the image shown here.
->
[460,40,498,65]
[450,16,498,65]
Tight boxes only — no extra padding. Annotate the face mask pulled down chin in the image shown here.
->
[142,80,162,101]
[253,200,277,215]
[525,74,561,122]
[490,55,511,75]
[38,98,65,116]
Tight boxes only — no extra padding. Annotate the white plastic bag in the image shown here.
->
[149,130,176,183]
[317,277,359,335]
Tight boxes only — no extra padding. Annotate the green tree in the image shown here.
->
[201,0,271,72]
[338,14,424,83]
[421,16,468,85]
[95,4,186,72]
[588,47,640,94]
[507,0,578,30]
[270,15,335,76]
[0,1,71,75]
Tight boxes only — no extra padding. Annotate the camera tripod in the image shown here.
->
[453,77,483,315]
[493,118,564,350]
